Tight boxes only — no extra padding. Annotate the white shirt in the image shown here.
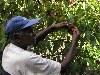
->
[2,43,61,75]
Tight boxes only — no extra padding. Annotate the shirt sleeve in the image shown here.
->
[24,52,61,75]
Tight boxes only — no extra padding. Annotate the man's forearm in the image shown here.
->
[35,22,68,44]
[35,26,53,44]
[61,25,80,73]
[61,39,77,72]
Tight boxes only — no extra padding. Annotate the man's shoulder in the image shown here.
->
[2,43,35,63]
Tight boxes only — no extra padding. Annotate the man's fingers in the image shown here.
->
[72,28,79,35]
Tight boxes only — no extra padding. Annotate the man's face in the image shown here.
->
[18,27,36,46]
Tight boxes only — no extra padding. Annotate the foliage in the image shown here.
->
[0,0,100,75]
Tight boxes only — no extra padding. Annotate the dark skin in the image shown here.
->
[10,22,80,74]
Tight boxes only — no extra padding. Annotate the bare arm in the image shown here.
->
[35,22,68,44]
[61,26,80,73]
[35,22,80,73]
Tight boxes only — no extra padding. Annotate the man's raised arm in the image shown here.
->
[61,26,80,73]
[35,22,69,44]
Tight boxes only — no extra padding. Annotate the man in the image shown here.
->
[2,16,80,75]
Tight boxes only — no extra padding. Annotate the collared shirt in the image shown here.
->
[2,43,61,75]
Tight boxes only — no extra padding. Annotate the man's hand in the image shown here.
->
[71,26,80,43]
[51,21,69,29]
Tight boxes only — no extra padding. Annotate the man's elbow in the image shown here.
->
[60,63,70,74]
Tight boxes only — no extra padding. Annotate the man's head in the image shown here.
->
[5,16,40,48]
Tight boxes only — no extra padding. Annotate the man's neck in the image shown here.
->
[11,41,28,50]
